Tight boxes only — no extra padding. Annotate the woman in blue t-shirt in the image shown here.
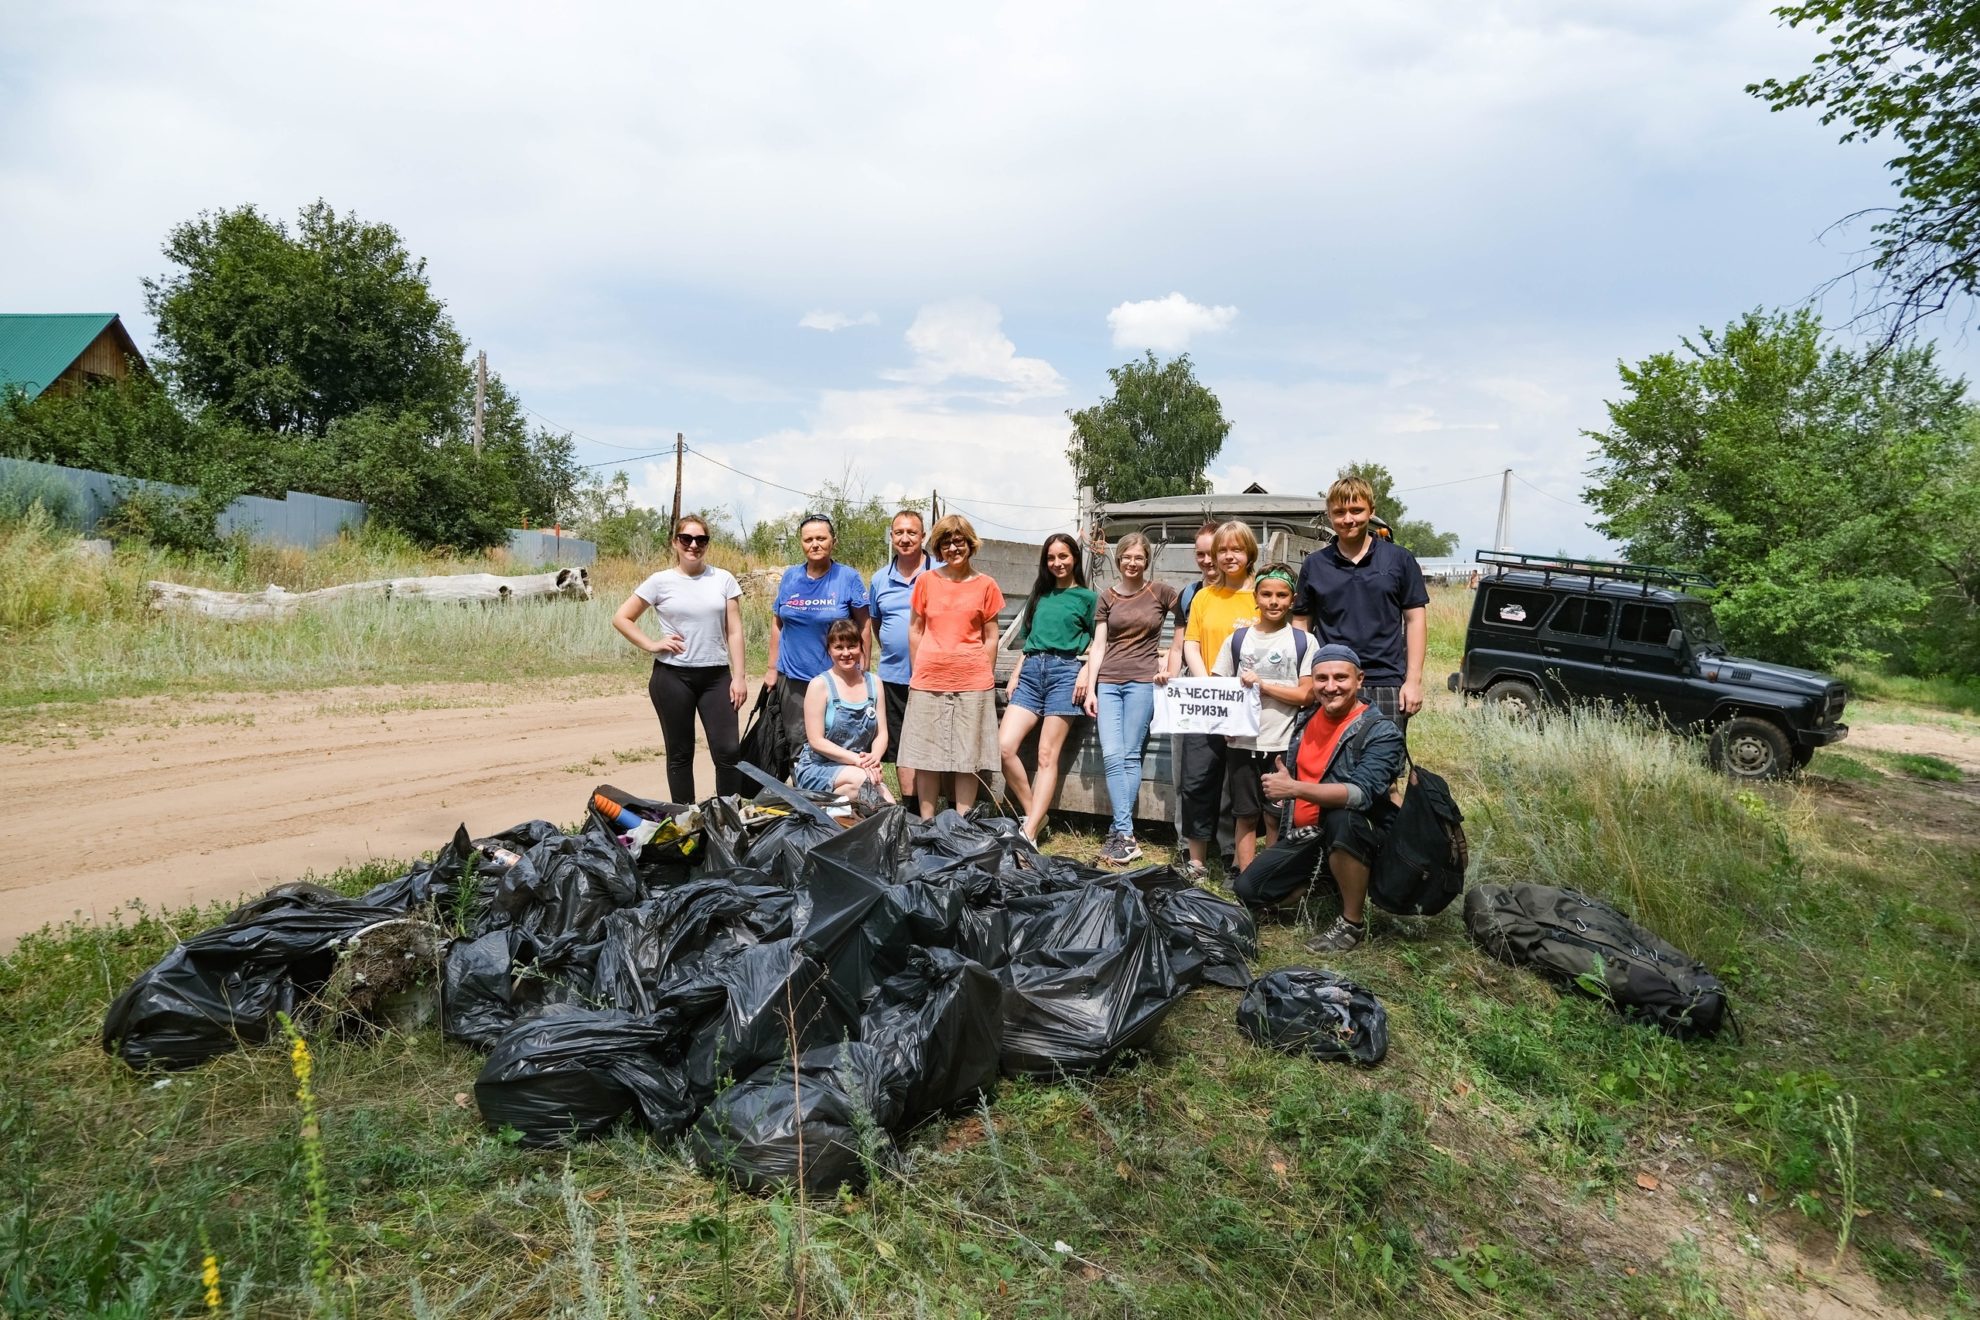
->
[767,514,872,755]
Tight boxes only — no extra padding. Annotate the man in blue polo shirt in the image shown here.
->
[869,508,932,811]
[1293,475,1430,730]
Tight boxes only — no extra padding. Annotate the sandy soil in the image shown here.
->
[5,684,1974,954]
[0,676,726,949]
[1844,712,1980,775]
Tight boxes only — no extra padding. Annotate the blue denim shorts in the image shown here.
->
[1011,652,1085,718]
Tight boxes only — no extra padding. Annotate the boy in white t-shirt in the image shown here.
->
[1212,564,1316,871]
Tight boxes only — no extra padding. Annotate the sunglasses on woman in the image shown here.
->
[676,533,711,548]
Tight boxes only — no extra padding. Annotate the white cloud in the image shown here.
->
[1107,293,1239,352]
[881,299,1065,400]
[798,309,878,332]
[626,299,1077,536]
[635,389,1078,538]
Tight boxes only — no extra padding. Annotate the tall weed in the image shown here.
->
[1420,704,1776,962]
[0,506,116,634]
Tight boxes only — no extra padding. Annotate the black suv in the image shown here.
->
[1447,552,1848,779]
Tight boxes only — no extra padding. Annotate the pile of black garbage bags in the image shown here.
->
[102,780,1260,1191]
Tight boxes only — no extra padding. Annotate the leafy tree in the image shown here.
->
[1336,461,1461,557]
[1583,308,1974,669]
[1909,412,1980,672]
[1066,351,1230,504]
[743,482,918,571]
[144,201,470,436]
[304,409,517,553]
[570,470,670,560]
[473,373,580,527]
[0,374,269,492]
[1749,1,1980,344]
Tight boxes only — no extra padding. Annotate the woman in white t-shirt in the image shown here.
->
[612,516,747,801]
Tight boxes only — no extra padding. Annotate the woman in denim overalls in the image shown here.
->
[794,618,895,807]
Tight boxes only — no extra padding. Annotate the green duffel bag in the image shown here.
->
[1463,883,1732,1039]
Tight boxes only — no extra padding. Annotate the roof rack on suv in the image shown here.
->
[1476,549,1714,595]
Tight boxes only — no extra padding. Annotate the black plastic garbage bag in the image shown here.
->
[351,826,471,913]
[474,1005,697,1147]
[887,880,966,949]
[742,811,846,882]
[1130,868,1259,989]
[728,764,847,879]
[792,810,927,1010]
[861,949,1003,1126]
[1237,967,1389,1066]
[358,825,525,920]
[441,927,560,1050]
[489,827,644,968]
[998,878,1184,1078]
[905,811,1027,890]
[689,1042,900,1192]
[696,796,777,873]
[103,890,404,1070]
[956,905,1010,970]
[678,938,859,1099]
[587,782,702,880]
[592,876,793,1015]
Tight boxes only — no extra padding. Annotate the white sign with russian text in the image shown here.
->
[1152,677,1261,737]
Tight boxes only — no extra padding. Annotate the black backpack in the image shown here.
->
[737,683,795,784]
[1368,756,1468,916]
[1463,883,1732,1038]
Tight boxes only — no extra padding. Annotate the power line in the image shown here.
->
[579,450,672,470]
[1391,470,1506,495]
[518,403,664,454]
[682,445,818,500]
[1511,471,1584,507]
[939,502,1073,535]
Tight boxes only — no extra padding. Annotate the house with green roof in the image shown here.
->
[0,314,147,401]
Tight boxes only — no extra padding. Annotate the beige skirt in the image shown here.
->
[899,688,1000,774]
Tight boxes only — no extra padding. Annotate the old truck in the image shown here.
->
[982,494,1344,828]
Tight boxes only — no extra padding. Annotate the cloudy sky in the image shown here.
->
[4,2,1970,555]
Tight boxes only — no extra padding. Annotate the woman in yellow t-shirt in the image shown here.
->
[1175,520,1259,878]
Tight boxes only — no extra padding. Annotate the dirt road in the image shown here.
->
[0,677,721,949]
[7,681,1975,952]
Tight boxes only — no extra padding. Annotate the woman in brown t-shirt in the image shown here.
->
[1080,533,1179,864]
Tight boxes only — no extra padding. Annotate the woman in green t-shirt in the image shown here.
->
[998,533,1098,840]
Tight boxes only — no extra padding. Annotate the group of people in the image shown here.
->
[612,475,1431,954]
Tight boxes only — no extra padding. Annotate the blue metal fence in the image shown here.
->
[0,455,596,565]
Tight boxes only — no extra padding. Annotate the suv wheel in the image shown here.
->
[1709,716,1792,780]
[1484,679,1543,719]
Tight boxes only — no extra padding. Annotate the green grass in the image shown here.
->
[1866,750,1965,782]
[1840,665,1980,717]
[1804,748,1883,783]
[4,703,1975,1316]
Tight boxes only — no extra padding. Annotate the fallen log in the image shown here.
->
[147,567,593,620]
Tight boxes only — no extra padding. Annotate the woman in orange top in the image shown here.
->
[900,514,1006,820]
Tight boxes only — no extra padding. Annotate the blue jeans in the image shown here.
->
[1096,681,1156,837]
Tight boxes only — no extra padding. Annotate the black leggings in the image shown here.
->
[647,663,741,801]
[1178,732,1229,841]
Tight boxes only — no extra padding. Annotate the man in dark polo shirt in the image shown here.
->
[1293,475,1430,730]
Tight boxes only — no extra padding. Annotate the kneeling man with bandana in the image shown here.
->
[1233,644,1406,952]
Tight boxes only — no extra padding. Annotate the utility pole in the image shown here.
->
[670,432,685,533]
[1493,468,1511,551]
[472,350,487,454]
